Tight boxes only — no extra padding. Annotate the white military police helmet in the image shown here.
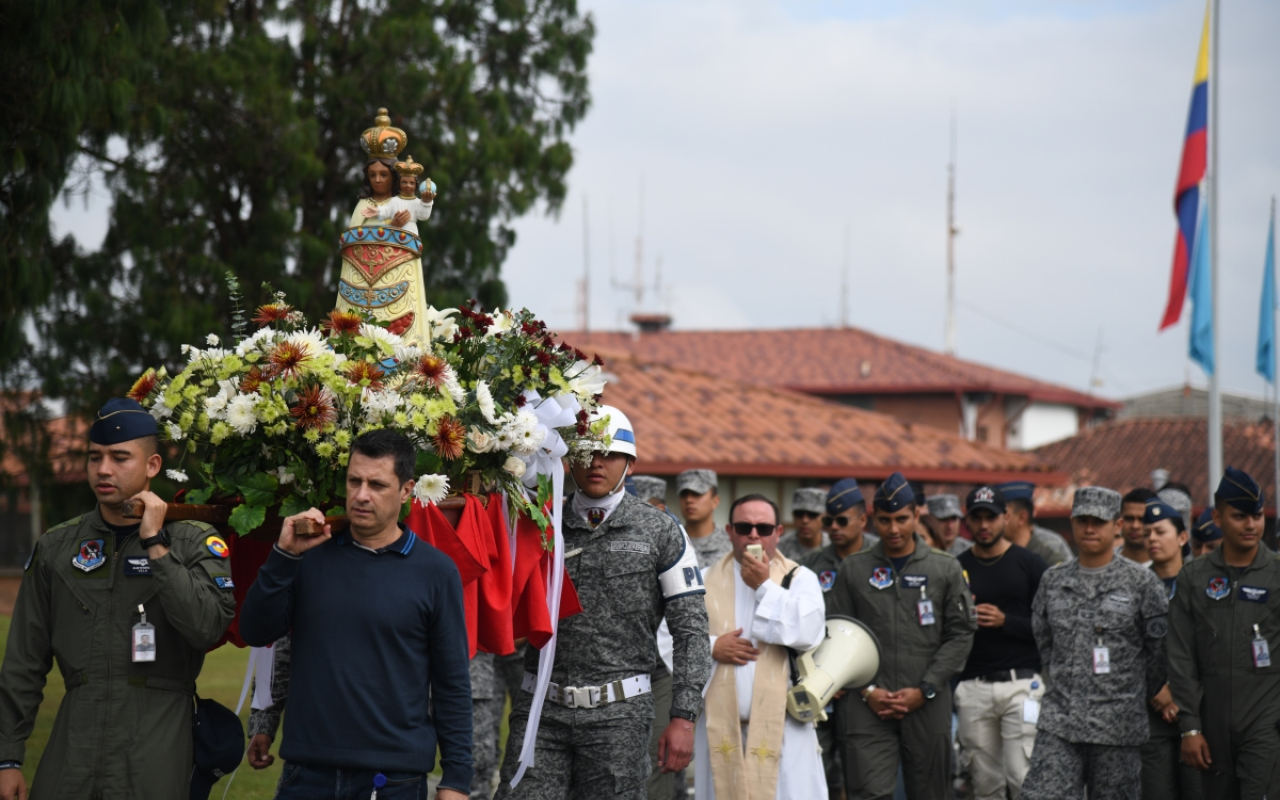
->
[592,404,637,459]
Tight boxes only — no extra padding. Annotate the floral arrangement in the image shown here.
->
[127,281,609,539]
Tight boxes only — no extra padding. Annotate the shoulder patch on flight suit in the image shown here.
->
[658,534,703,600]
[869,566,893,590]
[1145,617,1168,638]
[819,570,837,591]
[1206,576,1230,600]
[72,539,107,573]
[205,535,230,558]
[214,576,235,590]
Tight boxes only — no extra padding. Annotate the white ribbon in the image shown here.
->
[509,395,573,787]
[517,392,579,489]
[234,645,276,715]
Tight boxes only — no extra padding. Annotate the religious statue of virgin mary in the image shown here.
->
[334,108,438,346]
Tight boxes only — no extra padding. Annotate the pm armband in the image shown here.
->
[658,534,705,600]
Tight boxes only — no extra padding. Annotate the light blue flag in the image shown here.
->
[1189,199,1214,375]
[1258,205,1276,383]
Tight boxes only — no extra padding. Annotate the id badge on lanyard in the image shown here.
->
[917,586,936,626]
[1092,629,1110,675]
[132,603,156,663]
[1253,624,1272,668]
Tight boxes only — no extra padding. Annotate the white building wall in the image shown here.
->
[1008,401,1079,450]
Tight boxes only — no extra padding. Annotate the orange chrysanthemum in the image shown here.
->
[252,303,294,326]
[267,340,311,380]
[344,360,385,390]
[127,369,158,402]
[431,416,467,460]
[322,310,363,336]
[412,355,449,390]
[289,385,337,430]
[240,366,265,395]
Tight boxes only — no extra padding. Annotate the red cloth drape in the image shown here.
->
[213,532,274,649]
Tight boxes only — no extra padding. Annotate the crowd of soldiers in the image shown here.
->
[0,396,1275,800]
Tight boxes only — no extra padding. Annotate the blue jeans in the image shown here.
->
[274,762,429,800]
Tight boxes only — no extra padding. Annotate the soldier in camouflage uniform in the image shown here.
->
[470,652,504,798]
[0,398,237,800]
[495,407,712,799]
[777,487,829,561]
[1168,467,1280,799]
[632,476,670,513]
[997,481,1073,566]
[1021,487,1169,800]
[677,470,730,569]
[829,473,976,799]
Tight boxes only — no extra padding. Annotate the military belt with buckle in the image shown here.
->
[522,671,652,709]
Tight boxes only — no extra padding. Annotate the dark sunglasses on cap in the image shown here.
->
[730,522,778,537]
[792,510,820,520]
[822,515,852,528]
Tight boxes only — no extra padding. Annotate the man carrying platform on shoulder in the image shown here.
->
[0,398,237,800]
[997,481,1072,567]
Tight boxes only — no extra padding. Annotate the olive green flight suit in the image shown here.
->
[1168,545,1280,799]
[828,534,977,800]
[0,508,236,799]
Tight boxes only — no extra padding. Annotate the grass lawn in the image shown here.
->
[0,614,509,799]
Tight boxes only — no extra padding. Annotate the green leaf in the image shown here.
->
[185,487,213,504]
[227,504,267,537]
[280,494,311,518]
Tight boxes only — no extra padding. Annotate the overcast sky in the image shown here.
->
[53,0,1280,401]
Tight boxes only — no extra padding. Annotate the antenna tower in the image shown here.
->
[945,109,959,356]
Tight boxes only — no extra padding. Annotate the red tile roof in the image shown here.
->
[567,328,1119,410]
[595,347,1063,483]
[1031,417,1277,514]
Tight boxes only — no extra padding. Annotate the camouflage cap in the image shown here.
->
[792,487,826,515]
[927,494,963,520]
[1071,486,1122,521]
[1156,487,1193,528]
[632,475,668,503]
[676,469,718,496]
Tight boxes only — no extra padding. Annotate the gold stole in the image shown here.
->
[704,551,796,800]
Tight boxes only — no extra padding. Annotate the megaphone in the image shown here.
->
[786,615,881,723]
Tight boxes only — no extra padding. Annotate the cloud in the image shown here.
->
[503,0,1280,399]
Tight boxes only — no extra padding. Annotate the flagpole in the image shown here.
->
[1207,0,1223,498]
[1272,197,1278,523]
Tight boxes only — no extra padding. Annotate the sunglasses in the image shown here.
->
[792,510,820,520]
[730,522,779,537]
[822,516,853,528]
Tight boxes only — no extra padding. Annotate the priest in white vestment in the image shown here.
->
[694,493,828,800]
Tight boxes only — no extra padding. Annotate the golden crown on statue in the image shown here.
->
[394,155,425,178]
[360,108,408,159]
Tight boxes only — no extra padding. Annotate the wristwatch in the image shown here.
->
[860,684,878,702]
[139,530,171,549]
[670,708,697,723]
[919,682,938,701]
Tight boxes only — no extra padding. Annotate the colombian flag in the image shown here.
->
[1160,2,1210,331]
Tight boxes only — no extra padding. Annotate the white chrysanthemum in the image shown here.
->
[476,380,498,423]
[513,423,548,455]
[274,466,295,485]
[361,388,403,422]
[566,361,607,400]
[287,328,328,359]
[394,343,422,364]
[206,333,220,346]
[424,306,459,341]
[413,473,450,505]
[150,401,174,421]
[226,393,260,435]
[167,423,184,440]
[502,456,527,479]
[444,371,466,404]
[204,394,229,418]
[360,323,403,352]
[236,327,276,357]
[166,469,189,483]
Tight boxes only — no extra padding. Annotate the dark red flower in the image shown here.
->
[290,385,336,430]
[515,395,527,408]
[592,354,604,367]
[267,340,311,379]
[344,360,385,390]
[127,370,158,402]
[432,416,467,460]
[322,310,363,336]
[411,355,449,390]
[252,303,294,326]
[535,351,552,366]
[240,366,265,394]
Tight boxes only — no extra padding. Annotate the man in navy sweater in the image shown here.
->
[241,429,472,800]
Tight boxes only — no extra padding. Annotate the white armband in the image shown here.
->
[659,533,705,600]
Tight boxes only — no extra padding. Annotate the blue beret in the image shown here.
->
[1143,499,1185,528]
[874,472,915,512]
[1192,507,1222,543]
[996,481,1036,503]
[1216,466,1264,514]
[826,479,864,515]
[89,398,158,445]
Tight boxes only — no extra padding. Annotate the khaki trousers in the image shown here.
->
[955,674,1043,800]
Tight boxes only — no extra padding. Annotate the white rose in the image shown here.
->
[503,456,527,479]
